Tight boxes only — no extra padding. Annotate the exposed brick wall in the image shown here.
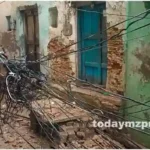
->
[47,37,74,84]
[48,2,125,93]
[106,27,124,93]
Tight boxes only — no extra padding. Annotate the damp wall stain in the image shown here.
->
[0,31,20,59]
[134,43,150,81]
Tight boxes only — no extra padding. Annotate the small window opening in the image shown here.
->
[49,7,58,28]
[6,15,11,31]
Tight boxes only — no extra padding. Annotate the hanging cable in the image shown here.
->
[40,7,150,61]
[76,8,150,19]
[38,21,150,63]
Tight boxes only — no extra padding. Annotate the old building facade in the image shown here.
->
[0,1,125,93]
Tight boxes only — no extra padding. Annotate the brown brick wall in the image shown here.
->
[106,27,124,93]
[48,27,124,93]
[47,37,74,84]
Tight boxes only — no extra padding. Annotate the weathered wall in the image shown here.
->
[106,2,126,29]
[48,1,125,93]
[125,1,150,147]
[14,1,51,73]
[0,2,11,31]
[0,1,51,74]
[0,1,125,92]
[48,1,77,81]
[0,1,20,75]
[0,2,19,59]
[11,1,51,55]
[106,1,125,93]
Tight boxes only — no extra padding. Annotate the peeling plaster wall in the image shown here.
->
[48,1,77,76]
[0,1,51,73]
[10,1,51,55]
[12,1,51,73]
[0,2,19,59]
[106,1,125,93]
[0,2,11,32]
[49,1,125,93]
[106,2,126,29]
[0,1,125,92]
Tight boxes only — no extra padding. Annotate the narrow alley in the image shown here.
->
[0,0,150,149]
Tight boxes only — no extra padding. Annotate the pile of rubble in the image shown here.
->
[29,80,143,149]
[30,97,140,149]
[56,119,125,149]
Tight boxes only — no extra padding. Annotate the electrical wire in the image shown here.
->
[41,65,150,135]
[12,31,150,66]
[45,64,150,109]
[25,20,150,65]
[76,8,150,19]
[1,53,150,148]
[39,7,150,61]
[1,7,150,148]
[6,8,150,65]
[125,106,150,116]
[3,16,150,115]
[28,68,150,136]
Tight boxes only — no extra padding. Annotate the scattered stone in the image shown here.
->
[67,130,76,141]
[16,118,23,121]
[59,143,66,148]
[83,139,97,148]
[85,128,95,137]
[60,132,68,142]
[76,131,85,139]
[72,140,81,148]
[12,143,17,147]
[78,140,85,144]
[66,121,74,126]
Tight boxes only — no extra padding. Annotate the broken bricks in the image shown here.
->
[59,131,68,143]
[76,131,85,139]
[71,140,81,148]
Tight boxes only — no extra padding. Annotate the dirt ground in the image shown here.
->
[0,115,50,149]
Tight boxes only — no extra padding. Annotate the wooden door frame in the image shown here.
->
[19,4,40,71]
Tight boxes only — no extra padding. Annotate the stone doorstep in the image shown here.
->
[51,83,121,107]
